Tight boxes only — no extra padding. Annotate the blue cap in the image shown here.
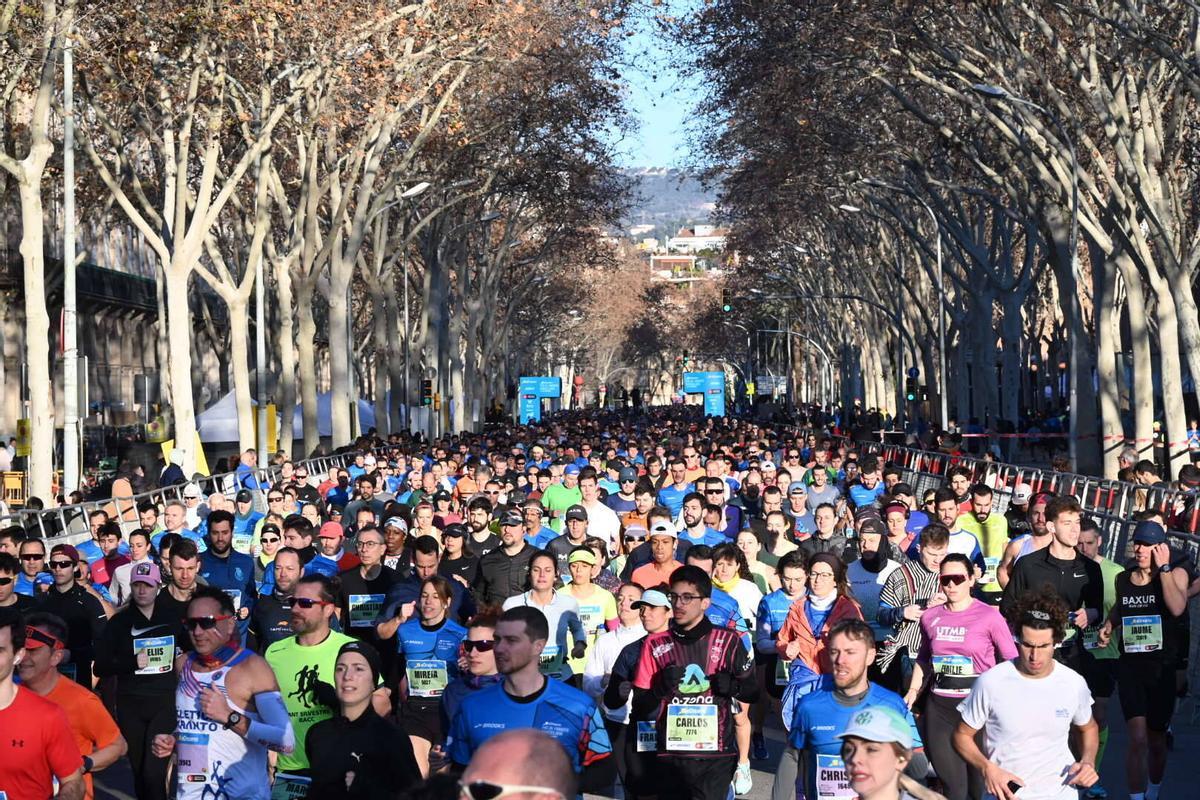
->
[1131,520,1168,546]
[564,465,581,476]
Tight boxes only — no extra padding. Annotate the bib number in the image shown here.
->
[406,659,449,698]
[636,721,657,752]
[538,644,561,676]
[348,594,385,628]
[233,533,253,553]
[931,654,973,678]
[134,635,174,675]
[271,772,312,800]
[1082,625,1102,650]
[1122,614,1163,653]
[982,557,1000,585]
[815,753,855,800]
[176,732,210,780]
[665,703,719,752]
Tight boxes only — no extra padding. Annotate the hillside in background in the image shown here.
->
[621,168,718,237]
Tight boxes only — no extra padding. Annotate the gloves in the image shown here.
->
[656,664,684,696]
[571,641,587,660]
[708,672,740,698]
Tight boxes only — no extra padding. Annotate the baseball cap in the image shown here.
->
[442,523,467,538]
[383,517,408,531]
[648,520,677,538]
[837,705,913,749]
[433,489,452,502]
[787,481,807,495]
[318,521,344,540]
[565,504,588,522]
[50,544,80,563]
[632,589,671,610]
[260,522,281,538]
[857,517,886,538]
[1132,520,1168,546]
[891,482,914,497]
[619,467,639,483]
[568,549,597,566]
[183,483,203,499]
[761,461,777,472]
[235,489,253,504]
[1012,485,1033,505]
[624,523,649,541]
[501,510,525,527]
[564,465,581,476]
[130,561,163,586]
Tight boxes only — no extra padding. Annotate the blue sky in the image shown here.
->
[609,9,702,168]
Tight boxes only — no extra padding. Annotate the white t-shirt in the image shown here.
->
[847,558,901,640]
[581,500,620,552]
[957,660,1093,800]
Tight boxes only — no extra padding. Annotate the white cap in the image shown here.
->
[648,520,677,539]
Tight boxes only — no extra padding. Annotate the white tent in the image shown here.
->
[291,392,376,438]
[196,391,253,443]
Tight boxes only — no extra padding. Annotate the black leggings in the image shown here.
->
[116,692,176,800]
[922,692,983,800]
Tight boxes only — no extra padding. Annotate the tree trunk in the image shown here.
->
[18,181,53,499]
[226,294,255,451]
[1146,269,1189,475]
[385,285,405,433]
[165,264,198,470]
[328,280,351,446]
[371,289,390,436]
[1094,249,1121,478]
[1117,253,1154,460]
[295,281,320,457]
[274,258,297,457]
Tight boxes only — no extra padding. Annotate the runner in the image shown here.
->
[0,551,37,612]
[954,588,1098,800]
[94,562,188,800]
[335,524,398,648]
[996,492,1052,587]
[264,574,355,793]
[846,517,903,643]
[1097,521,1189,800]
[838,705,943,800]
[0,606,87,800]
[771,617,925,800]
[251,547,304,650]
[474,510,536,605]
[954,484,1008,603]
[875,524,950,692]
[151,585,295,800]
[630,514,685,587]
[502,550,587,682]
[777,553,864,700]
[439,609,503,740]
[39,543,109,686]
[18,612,127,800]
[446,606,614,790]
[564,547,618,676]
[754,552,807,759]
[396,575,468,776]
[904,554,1016,800]
[631,565,758,800]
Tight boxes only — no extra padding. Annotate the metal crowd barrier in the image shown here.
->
[0,449,371,542]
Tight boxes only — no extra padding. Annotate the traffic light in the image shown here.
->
[720,289,733,313]
[904,376,918,402]
[421,379,434,406]
[682,351,691,368]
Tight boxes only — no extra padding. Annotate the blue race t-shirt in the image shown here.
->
[397,617,467,702]
[447,678,612,773]
[656,484,694,518]
[789,682,922,799]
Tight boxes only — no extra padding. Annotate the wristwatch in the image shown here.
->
[1159,564,1173,574]
[223,711,243,730]
[82,755,94,774]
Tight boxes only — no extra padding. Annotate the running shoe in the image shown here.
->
[733,762,753,796]
[751,731,769,760]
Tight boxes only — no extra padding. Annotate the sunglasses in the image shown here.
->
[290,597,331,610]
[0,576,12,586]
[268,496,284,502]
[49,560,76,570]
[20,553,45,561]
[459,781,564,800]
[939,574,968,586]
[625,536,646,544]
[185,615,233,631]
[462,639,496,653]
[260,536,281,544]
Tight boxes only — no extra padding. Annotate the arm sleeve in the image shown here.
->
[246,691,295,754]
[566,609,587,645]
[754,598,778,654]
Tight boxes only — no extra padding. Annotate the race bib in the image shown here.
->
[538,644,562,676]
[225,589,243,610]
[1081,625,1102,650]
[665,704,719,752]
[775,657,792,687]
[931,654,974,678]
[233,533,253,553]
[406,659,449,698]
[134,635,174,675]
[578,603,605,634]
[1122,614,1163,653]
[982,557,1000,585]
[271,772,312,800]
[636,721,657,752]
[815,753,855,800]
[348,594,385,628]
[176,731,210,780]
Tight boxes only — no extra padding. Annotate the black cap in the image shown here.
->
[261,522,281,537]
[501,509,524,527]
[337,640,383,686]
[1131,520,1168,546]
[442,522,467,538]
[433,489,452,502]
[235,489,253,504]
[891,482,914,497]
[565,504,588,522]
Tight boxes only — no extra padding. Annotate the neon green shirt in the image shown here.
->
[265,630,355,772]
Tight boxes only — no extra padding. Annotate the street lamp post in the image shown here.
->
[973,82,1081,469]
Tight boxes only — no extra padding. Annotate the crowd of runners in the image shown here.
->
[0,407,1193,800]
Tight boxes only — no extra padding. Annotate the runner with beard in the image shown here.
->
[954,485,1008,604]
[996,493,1052,588]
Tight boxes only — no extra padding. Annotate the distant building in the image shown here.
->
[636,237,659,251]
[629,223,656,237]
[666,224,727,253]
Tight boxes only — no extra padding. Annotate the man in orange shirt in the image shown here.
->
[630,519,684,590]
[18,613,126,800]
[620,483,657,532]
